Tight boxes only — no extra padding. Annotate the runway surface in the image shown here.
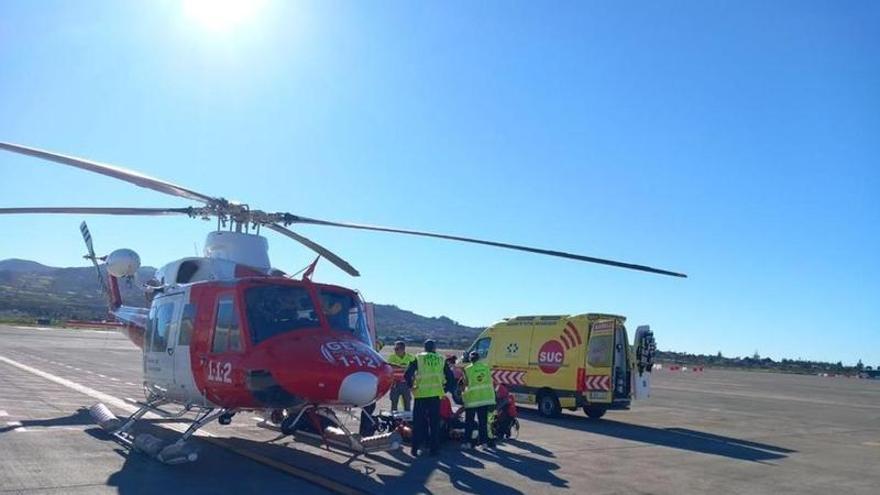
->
[1,324,878,494]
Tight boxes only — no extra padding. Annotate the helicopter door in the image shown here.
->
[202,293,246,405]
[144,295,180,399]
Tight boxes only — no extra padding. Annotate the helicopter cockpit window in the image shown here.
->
[319,290,373,348]
[245,285,319,344]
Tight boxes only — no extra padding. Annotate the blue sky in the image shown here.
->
[1,1,878,364]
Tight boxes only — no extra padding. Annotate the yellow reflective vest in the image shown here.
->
[413,352,445,399]
[463,362,496,408]
[387,352,416,368]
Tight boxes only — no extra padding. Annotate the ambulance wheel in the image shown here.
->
[583,406,607,419]
[537,391,561,418]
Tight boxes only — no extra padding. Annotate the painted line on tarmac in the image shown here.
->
[0,410,8,417]
[7,421,28,432]
[0,354,366,495]
[0,355,132,411]
[12,326,113,335]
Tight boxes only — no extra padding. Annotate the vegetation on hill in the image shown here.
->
[371,304,482,348]
[0,262,152,320]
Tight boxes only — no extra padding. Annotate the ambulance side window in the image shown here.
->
[473,337,491,360]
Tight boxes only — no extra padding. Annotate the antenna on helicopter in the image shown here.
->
[302,256,321,281]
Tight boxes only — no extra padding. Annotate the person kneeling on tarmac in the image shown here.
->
[462,350,497,449]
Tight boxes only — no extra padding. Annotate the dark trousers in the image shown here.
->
[412,396,441,453]
[390,382,412,412]
[465,405,491,447]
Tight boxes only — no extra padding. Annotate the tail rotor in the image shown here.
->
[80,221,111,303]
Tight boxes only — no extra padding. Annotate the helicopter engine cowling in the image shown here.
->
[106,248,141,278]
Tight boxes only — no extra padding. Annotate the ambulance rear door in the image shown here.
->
[584,319,615,404]
[612,324,632,400]
[632,325,654,400]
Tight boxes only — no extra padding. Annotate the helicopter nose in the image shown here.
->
[338,371,378,406]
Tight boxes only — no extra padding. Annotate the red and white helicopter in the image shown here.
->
[0,142,685,464]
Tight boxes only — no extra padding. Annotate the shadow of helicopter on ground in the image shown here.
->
[517,409,795,462]
[0,407,94,433]
[84,420,332,494]
[58,412,563,494]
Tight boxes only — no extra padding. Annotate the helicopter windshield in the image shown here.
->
[244,285,320,344]
[318,289,373,348]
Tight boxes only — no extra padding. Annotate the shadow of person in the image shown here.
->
[443,461,525,495]
[518,409,795,461]
[504,438,556,458]
[466,447,568,488]
[375,450,524,495]
[0,407,94,433]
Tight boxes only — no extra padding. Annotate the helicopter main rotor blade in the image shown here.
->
[286,216,687,278]
[0,207,197,216]
[266,224,360,277]
[0,142,216,204]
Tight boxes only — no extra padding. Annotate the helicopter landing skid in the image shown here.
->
[89,401,229,464]
[255,406,402,455]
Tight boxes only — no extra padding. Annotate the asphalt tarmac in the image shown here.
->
[1,325,878,494]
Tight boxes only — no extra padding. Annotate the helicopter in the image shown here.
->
[0,142,686,464]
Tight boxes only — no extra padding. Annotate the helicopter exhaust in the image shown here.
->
[88,402,199,464]
[89,402,122,431]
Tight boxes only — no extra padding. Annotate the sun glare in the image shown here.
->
[182,0,267,33]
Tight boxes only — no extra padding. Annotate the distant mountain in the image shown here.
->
[0,259,483,346]
[0,259,155,320]
[372,304,483,347]
[0,259,55,273]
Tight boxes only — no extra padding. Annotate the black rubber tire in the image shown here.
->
[583,406,607,419]
[537,391,562,418]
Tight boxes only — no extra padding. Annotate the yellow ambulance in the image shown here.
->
[462,314,656,418]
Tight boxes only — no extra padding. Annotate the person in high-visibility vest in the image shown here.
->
[387,341,416,412]
[462,350,497,449]
[404,339,454,457]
